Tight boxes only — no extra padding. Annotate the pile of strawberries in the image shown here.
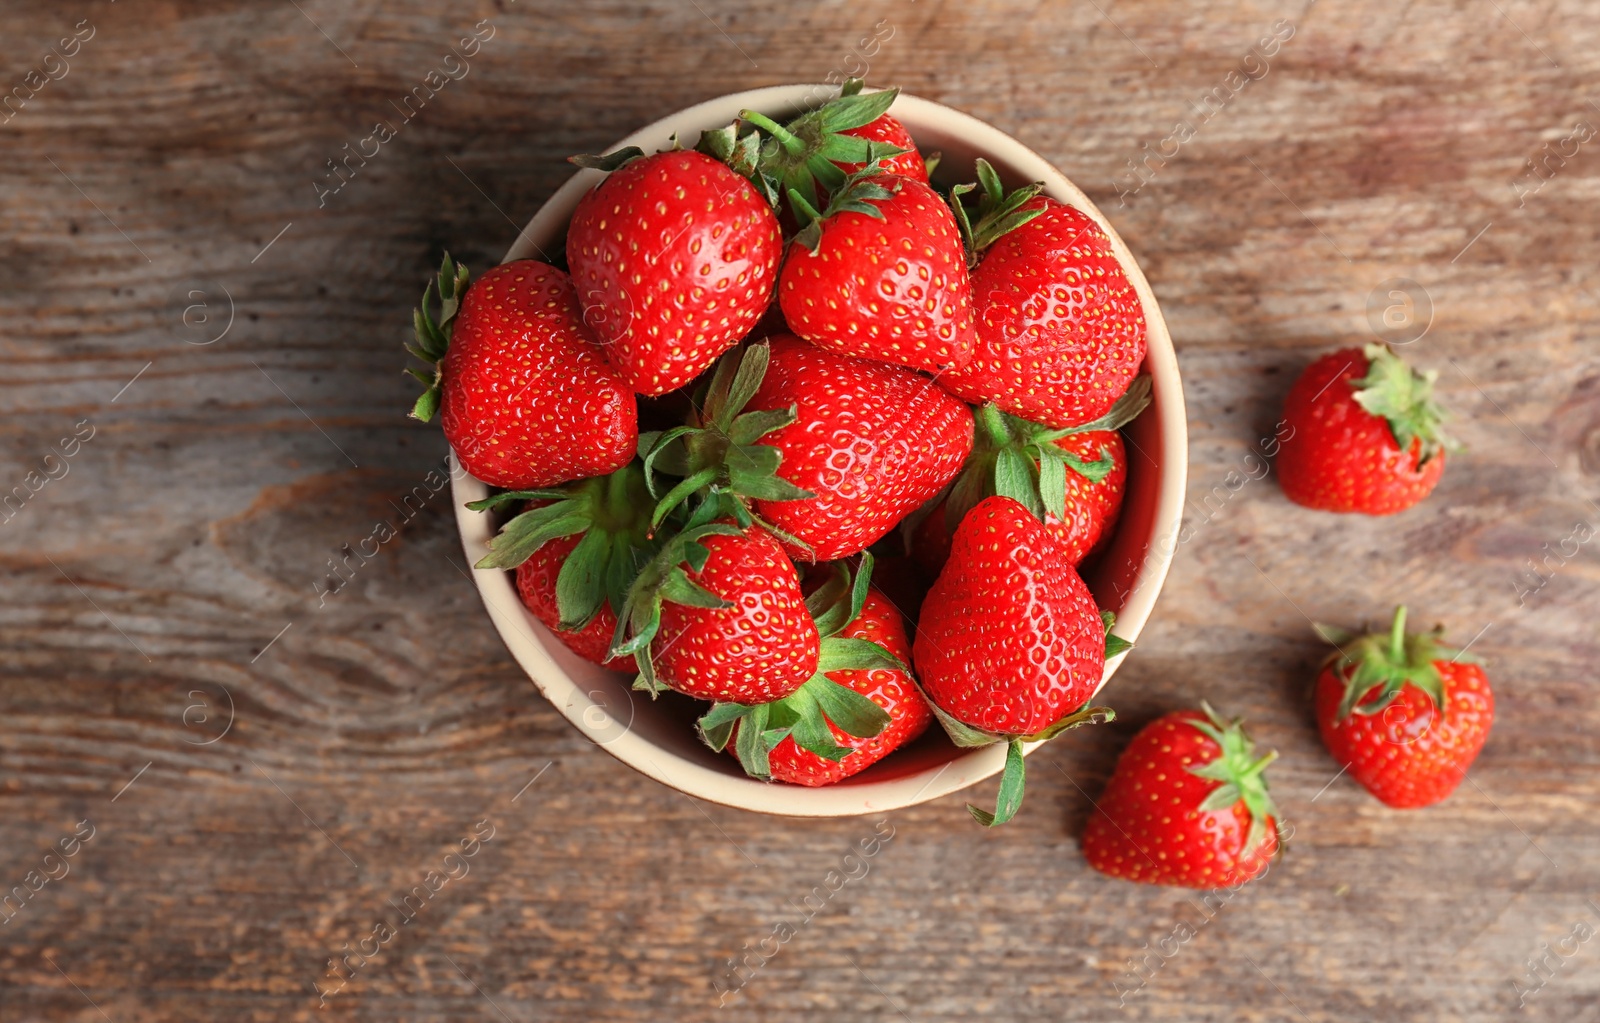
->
[407,82,1153,826]
[410,82,1495,878]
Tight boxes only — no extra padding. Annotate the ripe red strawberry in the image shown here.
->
[1313,606,1493,808]
[640,338,972,561]
[937,165,1147,428]
[913,495,1118,825]
[778,173,976,374]
[1277,344,1449,514]
[468,463,659,673]
[701,555,932,785]
[612,522,819,704]
[565,148,782,396]
[1083,704,1281,888]
[406,256,637,489]
[740,80,925,205]
[912,378,1149,577]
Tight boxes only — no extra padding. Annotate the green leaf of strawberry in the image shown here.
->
[740,80,914,206]
[950,157,1049,265]
[1351,343,1452,467]
[470,463,658,633]
[637,342,820,549]
[1185,701,1281,859]
[940,377,1152,536]
[406,252,471,422]
[1315,605,1480,721]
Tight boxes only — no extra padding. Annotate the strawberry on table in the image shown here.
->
[406,255,637,490]
[611,519,819,704]
[468,462,658,672]
[913,495,1120,826]
[1276,344,1449,515]
[912,377,1150,576]
[700,554,932,786]
[937,161,1147,429]
[565,147,783,396]
[1083,703,1281,888]
[1313,606,1493,808]
[778,171,976,374]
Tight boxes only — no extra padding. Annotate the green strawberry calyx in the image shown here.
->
[1314,605,1481,722]
[693,124,783,207]
[607,520,746,696]
[786,166,900,254]
[1186,701,1281,860]
[739,79,911,216]
[637,341,819,554]
[405,252,472,422]
[950,157,1049,266]
[466,462,658,633]
[919,613,1126,827]
[938,377,1152,536]
[697,554,899,780]
[1351,343,1452,466]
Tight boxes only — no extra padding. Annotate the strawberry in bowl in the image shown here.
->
[415,82,1185,818]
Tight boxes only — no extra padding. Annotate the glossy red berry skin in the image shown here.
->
[653,528,819,704]
[779,175,976,374]
[566,150,782,396]
[1276,348,1445,514]
[763,589,932,786]
[440,261,636,489]
[747,334,973,561]
[939,197,1146,429]
[514,530,636,673]
[913,496,1105,737]
[1314,660,1493,808]
[1083,712,1279,888]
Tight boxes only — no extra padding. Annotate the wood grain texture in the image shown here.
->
[3,1,1599,1020]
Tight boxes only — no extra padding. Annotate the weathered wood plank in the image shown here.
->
[3,1,1599,1021]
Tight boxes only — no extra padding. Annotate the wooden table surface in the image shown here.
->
[4,1,1598,1020]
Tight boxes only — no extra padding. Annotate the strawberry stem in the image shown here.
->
[739,109,804,156]
[976,402,1013,446]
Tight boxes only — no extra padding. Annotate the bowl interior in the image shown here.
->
[452,85,1186,816]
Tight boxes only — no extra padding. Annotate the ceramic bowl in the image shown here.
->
[451,84,1186,816]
